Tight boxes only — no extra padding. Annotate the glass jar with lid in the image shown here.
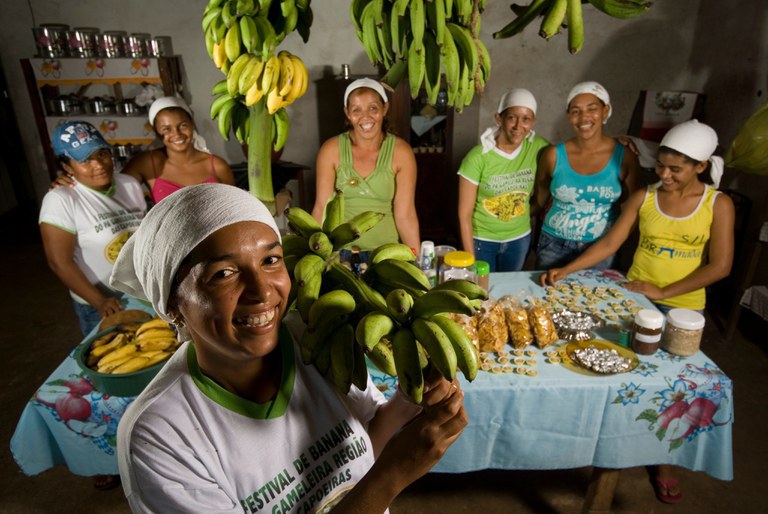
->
[631,309,664,355]
[440,251,476,284]
[662,308,705,356]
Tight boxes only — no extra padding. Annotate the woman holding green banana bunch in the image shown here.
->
[110,183,466,513]
[312,78,421,258]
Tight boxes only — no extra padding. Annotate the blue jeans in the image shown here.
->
[72,300,101,337]
[474,234,531,273]
[535,231,615,271]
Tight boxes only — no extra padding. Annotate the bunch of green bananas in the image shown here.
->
[493,0,652,54]
[208,49,307,146]
[351,0,491,111]
[203,0,314,70]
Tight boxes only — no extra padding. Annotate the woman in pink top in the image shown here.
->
[123,96,235,203]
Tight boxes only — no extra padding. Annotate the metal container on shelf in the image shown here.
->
[83,96,115,115]
[149,36,173,57]
[99,30,126,58]
[67,27,100,58]
[46,95,83,116]
[32,24,70,58]
[126,33,151,58]
[115,99,143,116]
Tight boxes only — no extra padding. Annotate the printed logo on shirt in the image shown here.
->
[638,236,705,260]
[483,191,528,221]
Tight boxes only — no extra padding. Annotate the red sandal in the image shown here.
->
[653,476,683,504]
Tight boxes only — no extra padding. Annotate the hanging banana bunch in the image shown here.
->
[493,0,652,54]
[351,0,492,112]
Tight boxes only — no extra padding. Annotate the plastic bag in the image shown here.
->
[725,101,768,175]
[476,300,508,353]
[498,295,534,348]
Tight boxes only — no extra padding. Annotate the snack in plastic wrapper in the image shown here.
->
[477,300,508,353]
[528,305,558,348]
[498,295,534,348]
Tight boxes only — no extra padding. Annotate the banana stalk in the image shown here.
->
[247,100,276,213]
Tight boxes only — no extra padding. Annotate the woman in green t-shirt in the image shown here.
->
[457,89,549,272]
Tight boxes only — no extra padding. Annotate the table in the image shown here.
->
[11,298,153,477]
[368,269,733,512]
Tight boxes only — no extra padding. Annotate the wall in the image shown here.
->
[0,1,766,233]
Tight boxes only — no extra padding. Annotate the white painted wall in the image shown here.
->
[1,0,766,218]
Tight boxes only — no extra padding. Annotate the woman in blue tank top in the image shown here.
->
[533,81,640,270]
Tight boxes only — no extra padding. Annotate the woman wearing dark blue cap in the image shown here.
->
[39,121,147,337]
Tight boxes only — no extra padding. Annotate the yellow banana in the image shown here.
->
[88,333,127,360]
[238,56,265,95]
[96,342,138,368]
[137,338,177,352]
[266,85,285,115]
[111,356,152,374]
[261,53,281,93]
[244,80,265,107]
[277,51,296,97]
[411,317,457,381]
[90,331,118,349]
[97,353,137,374]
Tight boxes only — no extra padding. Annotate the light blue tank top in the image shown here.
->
[542,142,624,242]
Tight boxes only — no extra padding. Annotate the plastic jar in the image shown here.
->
[475,260,490,291]
[631,309,664,355]
[441,251,476,284]
[662,308,705,356]
[419,241,437,287]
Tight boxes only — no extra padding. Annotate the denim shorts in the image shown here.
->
[535,231,615,271]
[473,234,531,273]
[72,300,101,337]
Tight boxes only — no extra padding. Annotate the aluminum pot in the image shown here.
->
[83,96,115,115]
[32,25,69,58]
[47,95,83,115]
[115,99,143,116]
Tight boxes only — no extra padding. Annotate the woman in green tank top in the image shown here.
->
[312,78,420,253]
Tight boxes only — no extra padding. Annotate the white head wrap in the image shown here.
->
[480,89,538,154]
[566,81,612,123]
[110,184,281,322]
[660,119,724,187]
[343,78,388,106]
[147,96,210,153]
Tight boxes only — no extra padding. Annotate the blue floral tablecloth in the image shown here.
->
[368,270,734,480]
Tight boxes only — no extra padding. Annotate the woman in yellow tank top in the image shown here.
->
[312,78,420,253]
[540,119,735,504]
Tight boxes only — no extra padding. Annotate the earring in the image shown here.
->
[169,313,184,328]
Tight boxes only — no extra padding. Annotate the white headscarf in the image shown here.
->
[110,184,281,321]
[566,81,612,123]
[660,119,724,187]
[481,88,538,154]
[147,96,210,153]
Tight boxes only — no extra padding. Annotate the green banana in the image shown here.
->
[240,15,259,54]
[588,0,652,19]
[477,37,491,84]
[202,6,223,33]
[389,4,404,57]
[369,242,416,265]
[567,0,585,53]
[224,22,242,63]
[211,14,228,43]
[236,0,258,15]
[210,92,234,119]
[221,0,237,28]
[367,336,397,376]
[426,0,446,46]
[281,233,309,258]
[392,326,424,403]
[216,96,237,140]
[238,56,265,96]
[371,258,431,293]
[327,260,388,314]
[293,252,325,287]
[376,8,394,67]
[493,0,548,39]
[308,290,356,330]
[454,0,472,25]
[422,29,441,105]
[409,0,425,50]
[431,278,489,300]
[227,53,253,96]
[444,0,454,20]
[285,207,322,238]
[232,101,249,144]
[351,0,373,33]
[355,311,395,352]
[308,231,333,260]
[207,0,226,10]
[313,335,332,375]
[411,289,475,319]
[322,190,345,235]
[330,323,355,394]
[394,0,409,17]
[329,211,385,250]
[411,318,457,381]
[431,314,478,381]
[386,288,414,324]
[296,272,322,323]
[407,36,425,99]
[300,312,349,364]
[211,79,229,95]
[273,108,290,151]
[540,0,568,40]
[441,24,460,106]
[447,22,478,78]
[351,342,369,391]
[360,1,383,64]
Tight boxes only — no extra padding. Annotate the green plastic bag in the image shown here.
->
[725,101,768,175]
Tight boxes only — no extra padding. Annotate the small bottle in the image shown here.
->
[341,64,350,79]
[441,251,476,284]
[631,309,664,355]
[419,241,437,287]
[662,308,705,356]
[474,260,490,291]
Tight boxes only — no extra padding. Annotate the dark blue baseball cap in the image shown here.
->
[52,121,111,163]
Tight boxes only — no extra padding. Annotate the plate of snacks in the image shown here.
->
[559,339,638,376]
[551,309,604,341]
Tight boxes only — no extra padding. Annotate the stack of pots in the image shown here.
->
[32,24,173,58]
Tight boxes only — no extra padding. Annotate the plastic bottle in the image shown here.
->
[631,309,664,355]
[475,260,490,291]
[419,241,437,287]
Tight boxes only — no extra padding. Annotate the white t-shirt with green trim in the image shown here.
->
[117,325,387,514]
[38,174,146,303]
[458,135,549,242]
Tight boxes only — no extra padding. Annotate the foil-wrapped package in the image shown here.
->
[571,345,634,374]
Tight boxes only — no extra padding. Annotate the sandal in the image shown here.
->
[653,476,683,504]
[93,474,121,491]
